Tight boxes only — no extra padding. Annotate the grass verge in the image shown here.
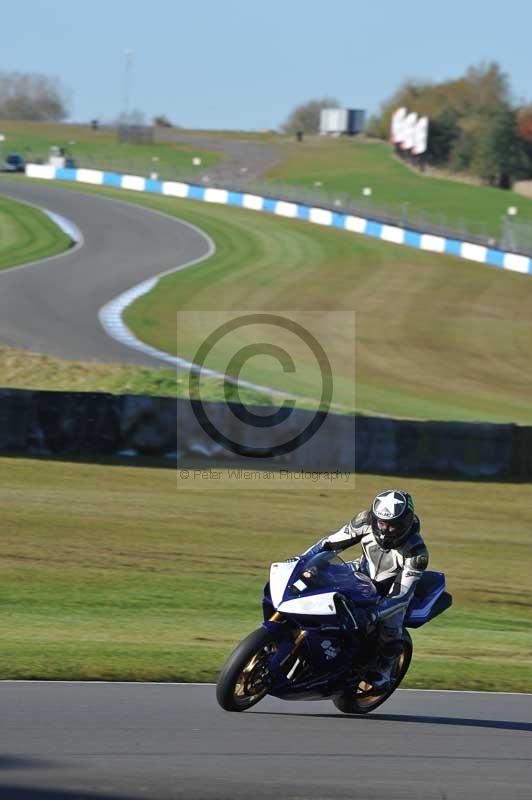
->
[53,180,532,423]
[0,456,530,691]
[0,192,71,270]
[265,137,532,239]
[4,175,532,423]
[0,120,223,179]
[0,343,274,404]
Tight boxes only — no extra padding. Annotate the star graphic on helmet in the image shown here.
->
[375,491,404,518]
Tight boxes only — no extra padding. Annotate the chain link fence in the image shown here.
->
[204,176,532,258]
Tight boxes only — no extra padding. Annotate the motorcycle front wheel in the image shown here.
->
[333,631,413,715]
[216,628,279,712]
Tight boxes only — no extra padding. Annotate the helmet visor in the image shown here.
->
[376,519,399,534]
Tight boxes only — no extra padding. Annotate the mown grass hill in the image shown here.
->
[2,126,532,424]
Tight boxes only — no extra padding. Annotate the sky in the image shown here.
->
[5,0,532,129]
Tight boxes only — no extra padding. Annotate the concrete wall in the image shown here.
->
[1,388,530,480]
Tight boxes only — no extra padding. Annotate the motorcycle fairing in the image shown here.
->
[268,629,353,700]
[268,554,378,616]
[404,571,449,628]
[269,561,299,607]
[278,592,337,616]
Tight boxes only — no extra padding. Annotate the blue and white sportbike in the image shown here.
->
[216,550,452,714]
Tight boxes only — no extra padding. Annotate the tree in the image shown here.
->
[472,110,529,188]
[426,108,460,164]
[516,105,532,175]
[464,62,511,114]
[0,71,69,121]
[450,114,487,172]
[517,105,532,143]
[153,114,174,128]
[281,96,341,134]
[366,62,532,185]
[369,62,511,144]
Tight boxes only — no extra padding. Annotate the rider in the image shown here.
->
[304,489,429,689]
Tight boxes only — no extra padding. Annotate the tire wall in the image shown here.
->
[1,388,530,480]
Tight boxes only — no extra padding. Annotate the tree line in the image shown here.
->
[3,64,532,192]
[368,62,532,189]
[0,71,69,121]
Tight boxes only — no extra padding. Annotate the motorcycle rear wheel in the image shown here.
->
[216,628,278,712]
[333,631,412,715]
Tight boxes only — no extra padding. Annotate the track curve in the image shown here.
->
[0,682,529,799]
[0,180,213,366]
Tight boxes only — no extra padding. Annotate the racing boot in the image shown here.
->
[367,640,403,692]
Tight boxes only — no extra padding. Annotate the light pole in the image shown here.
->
[123,49,134,120]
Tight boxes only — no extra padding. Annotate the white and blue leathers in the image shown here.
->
[305,510,429,642]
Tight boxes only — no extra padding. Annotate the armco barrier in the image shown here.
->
[0,388,530,480]
[25,164,532,276]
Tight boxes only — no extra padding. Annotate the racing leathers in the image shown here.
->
[305,509,429,683]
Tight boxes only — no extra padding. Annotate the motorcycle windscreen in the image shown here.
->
[274,551,378,612]
[289,552,378,603]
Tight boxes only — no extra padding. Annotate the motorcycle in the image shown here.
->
[216,549,452,714]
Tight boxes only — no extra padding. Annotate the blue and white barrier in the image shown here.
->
[25,163,532,276]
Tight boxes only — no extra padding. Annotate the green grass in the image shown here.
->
[265,137,532,239]
[0,192,71,269]
[0,120,223,180]
[0,342,274,405]
[0,456,530,691]
[5,174,532,424]
[117,186,532,424]
[5,120,532,238]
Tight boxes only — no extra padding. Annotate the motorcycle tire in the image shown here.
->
[333,630,413,715]
[216,627,279,712]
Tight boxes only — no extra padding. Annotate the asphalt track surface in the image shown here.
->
[0,180,212,366]
[0,682,530,800]
[162,132,283,183]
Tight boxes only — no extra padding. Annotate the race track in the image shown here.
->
[0,682,530,799]
[1,182,531,800]
[0,180,212,366]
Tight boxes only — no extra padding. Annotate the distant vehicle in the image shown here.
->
[2,153,25,173]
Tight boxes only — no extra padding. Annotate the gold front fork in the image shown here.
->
[280,629,307,667]
[268,613,306,662]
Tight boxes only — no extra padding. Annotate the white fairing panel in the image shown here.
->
[278,592,337,616]
[270,561,299,608]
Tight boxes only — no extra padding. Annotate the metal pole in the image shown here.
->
[123,49,134,118]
